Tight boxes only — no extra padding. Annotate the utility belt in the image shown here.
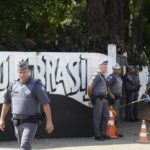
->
[126,89,136,92]
[94,94,107,100]
[90,94,106,105]
[11,113,45,126]
[113,94,121,99]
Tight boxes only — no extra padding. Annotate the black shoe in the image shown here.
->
[94,136,105,141]
[124,119,130,122]
[102,135,111,140]
[118,134,124,137]
[134,118,140,122]
[128,119,135,122]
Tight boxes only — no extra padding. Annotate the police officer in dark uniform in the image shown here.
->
[132,65,141,121]
[0,60,54,150]
[92,60,109,141]
[123,65,136,121]
[107,63,122,124]
[145,65,150,107]
[147,65,150,84]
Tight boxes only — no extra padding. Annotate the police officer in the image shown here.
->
[0,60,54,150]
[147,65,150,83]
[123,65,136,122]
[145,65,150,93]
[132,65,141,121]
[145,65,150,107]
[107,63,122,124]
[92,60,109,141]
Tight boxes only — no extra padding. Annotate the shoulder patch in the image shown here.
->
[9,80,19,91]
[91,76,95,79]
[41,86,45,91]
[127,75,132,80]
[107,75,113,81]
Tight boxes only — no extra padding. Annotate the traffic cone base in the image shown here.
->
[137,120,149,143]
[106,125,118,139]
[106,106,119,139]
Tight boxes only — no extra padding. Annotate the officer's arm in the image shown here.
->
[42,103,54,134]
[34,81,54,133]
[145,81,150,94]
[0,103,10,131]
[107,76,115,100]
[108,86,115,100]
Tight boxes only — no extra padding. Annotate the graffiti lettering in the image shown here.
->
[0,55,88,97]
[0,58,9,91]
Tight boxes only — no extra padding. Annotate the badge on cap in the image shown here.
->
[17,59,29,70]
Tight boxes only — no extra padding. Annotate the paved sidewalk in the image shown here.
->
[0,121,150,150]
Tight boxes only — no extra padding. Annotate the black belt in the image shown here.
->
[11,115,42,126]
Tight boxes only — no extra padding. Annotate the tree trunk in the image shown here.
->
[106,0,124,43]
[83,0,107,36]
[128,0,144,64]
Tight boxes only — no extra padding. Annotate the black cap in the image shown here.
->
[17,59,29,70]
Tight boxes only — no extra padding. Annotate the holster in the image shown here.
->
[99,95,106,100]
[107,94,121,105]
[90,95,96,105]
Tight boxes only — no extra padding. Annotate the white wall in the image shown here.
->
[0,52,116,107]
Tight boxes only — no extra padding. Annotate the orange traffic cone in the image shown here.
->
[137,120,149,143]
[106,106,118,139]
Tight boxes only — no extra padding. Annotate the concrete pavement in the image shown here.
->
[0,121,150,150]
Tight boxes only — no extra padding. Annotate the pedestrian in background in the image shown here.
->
[132,65,141,121]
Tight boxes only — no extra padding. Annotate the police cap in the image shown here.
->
[17,59,29,70]
[112,63,121,69]
[98,60,108,66]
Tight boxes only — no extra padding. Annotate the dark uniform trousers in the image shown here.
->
[14,123,38,150]
[125,91,136,121]
[111,95,121,124]
[93,98,109,137]
[133,90,139,119]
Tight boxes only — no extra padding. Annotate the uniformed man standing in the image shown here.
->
[123,65,136,122]
[92,60,109,141]
[132,65,141,121]
[145,65,150,107]
[107,63,122,124]
[145,65,150,93]
[0,60,54,150]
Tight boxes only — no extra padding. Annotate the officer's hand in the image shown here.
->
[0,119,5,132]
[110,94,115,100]
[45,121,54,134]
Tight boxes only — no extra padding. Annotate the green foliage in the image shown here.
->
[0,0,150,62]
[0,0,84,39]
